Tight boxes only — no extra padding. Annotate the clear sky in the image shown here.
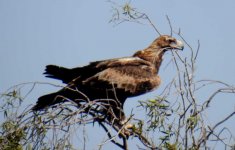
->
[0,0,235,149]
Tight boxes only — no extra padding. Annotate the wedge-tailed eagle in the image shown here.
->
[33,35,184,122]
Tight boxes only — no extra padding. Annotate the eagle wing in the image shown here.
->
[80,57,161,95]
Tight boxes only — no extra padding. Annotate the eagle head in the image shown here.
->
[150,35,184,51]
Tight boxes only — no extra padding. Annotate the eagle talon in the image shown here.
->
[118,124,134,138]
[119,120,134,138]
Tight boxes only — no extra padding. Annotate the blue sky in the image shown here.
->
[0,0,235,149]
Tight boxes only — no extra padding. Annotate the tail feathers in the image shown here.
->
[32,92,63,111]
[33,88,86,111]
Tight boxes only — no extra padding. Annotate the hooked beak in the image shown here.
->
[170,40,184,50]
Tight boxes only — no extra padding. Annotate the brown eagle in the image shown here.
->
[33,35,184,121]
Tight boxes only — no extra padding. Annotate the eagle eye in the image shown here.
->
[168,38,176,43]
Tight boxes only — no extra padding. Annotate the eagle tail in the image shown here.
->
[32,92,61,111]
[32,87,87,111]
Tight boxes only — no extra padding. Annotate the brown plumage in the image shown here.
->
[33,35,184,120]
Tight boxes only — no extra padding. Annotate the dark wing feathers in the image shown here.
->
[81,57,160,94]
[44,65,71,82]
[95,57,151,68]
[83,66,160,94]
[44,57,160,95]
[44,57,151,83]
[44,61,101,83]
